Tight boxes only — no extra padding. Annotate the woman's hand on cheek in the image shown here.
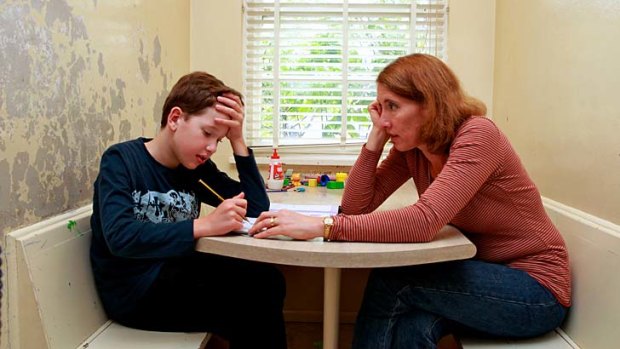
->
[366,100,389,151]
[369,100,383,124]
[249,210,324,240]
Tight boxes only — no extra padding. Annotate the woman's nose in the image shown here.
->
[380,115,391,128]
[378,110,389,121]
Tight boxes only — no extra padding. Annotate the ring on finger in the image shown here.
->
[269,216,276,227]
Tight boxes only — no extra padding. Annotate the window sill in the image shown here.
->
[229,144,391,167]
[230,153,358,166]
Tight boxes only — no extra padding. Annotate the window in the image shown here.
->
[242,0,448,150]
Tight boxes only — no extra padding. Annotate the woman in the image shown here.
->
[249,54,570,348]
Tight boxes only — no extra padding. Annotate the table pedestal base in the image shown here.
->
[323,267,342,349]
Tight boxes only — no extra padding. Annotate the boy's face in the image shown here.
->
[171,106,230,169]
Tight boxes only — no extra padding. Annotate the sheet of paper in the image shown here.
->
[269,203,339,217]
[239,217,257,233]
[233,203,336,241]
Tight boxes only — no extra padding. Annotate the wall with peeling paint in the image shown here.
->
[0,0,190,235]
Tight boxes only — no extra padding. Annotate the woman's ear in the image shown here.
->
[167,107,183,131]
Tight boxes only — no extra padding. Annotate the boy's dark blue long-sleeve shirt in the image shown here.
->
[90,138,269,318]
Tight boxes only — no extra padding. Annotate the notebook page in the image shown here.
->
[269,203,339,217]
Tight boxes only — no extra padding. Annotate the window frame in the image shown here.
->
[241,0,448,163]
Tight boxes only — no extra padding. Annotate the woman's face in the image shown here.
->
[376,83,429,152]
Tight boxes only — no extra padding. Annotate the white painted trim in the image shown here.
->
[543,196,620,349]
[5,232,19,349]
[555,327,580,349]
[7,205,93,240]
[234,153,358,166]
[542,197,620,238]
[5,204,210,349]
[79,320,114,346]
[6,205,96,349]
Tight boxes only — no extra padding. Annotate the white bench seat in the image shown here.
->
[6,206,210,349]
[460,329,575,349]
[80,322,210,349]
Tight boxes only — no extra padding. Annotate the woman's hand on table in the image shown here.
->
[249,210,324,240]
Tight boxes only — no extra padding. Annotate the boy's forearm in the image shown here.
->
[233,149,270,216]
[229,138,249,157]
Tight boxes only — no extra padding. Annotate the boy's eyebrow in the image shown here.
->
[201,119,218,129]
[202,123,227,138]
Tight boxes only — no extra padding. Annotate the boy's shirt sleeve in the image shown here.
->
[96,148,196,259]
[234,148,270,217]
[197,148,269,217]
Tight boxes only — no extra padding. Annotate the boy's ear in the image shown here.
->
[167,107,183,131]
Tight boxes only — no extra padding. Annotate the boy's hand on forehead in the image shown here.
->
[214,93,245,143]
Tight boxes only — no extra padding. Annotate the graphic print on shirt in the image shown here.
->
[132,189,198,223]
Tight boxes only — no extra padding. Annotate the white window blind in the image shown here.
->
[243,0,448,148]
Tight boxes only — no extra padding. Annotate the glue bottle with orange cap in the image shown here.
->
[268,148,284,189]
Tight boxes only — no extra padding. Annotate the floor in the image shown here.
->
[286,322,355,349]
[204,322,354,349]
[205,322,461,349]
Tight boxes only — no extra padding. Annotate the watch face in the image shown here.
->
[324,216,334,225]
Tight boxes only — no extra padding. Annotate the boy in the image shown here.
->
[90,72,287,349]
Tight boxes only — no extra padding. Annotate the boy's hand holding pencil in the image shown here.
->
[193,180,250,238]
[199,179,251,224]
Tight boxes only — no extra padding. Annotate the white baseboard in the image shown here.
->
[543,198,620,238]
[555,327,581,349]
[543,197,620,349]
[5,205,96,349]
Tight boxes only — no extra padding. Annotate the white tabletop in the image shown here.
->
[197,186,476,266]
[195,224,475,268]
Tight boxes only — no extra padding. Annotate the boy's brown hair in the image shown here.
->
[161,72,244,128]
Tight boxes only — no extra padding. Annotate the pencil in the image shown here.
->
[199,179,226,201]
[198,179,251,223]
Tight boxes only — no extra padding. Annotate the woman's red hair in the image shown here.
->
[377,54,486,154]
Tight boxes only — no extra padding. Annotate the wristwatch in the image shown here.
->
[323,216,334,241]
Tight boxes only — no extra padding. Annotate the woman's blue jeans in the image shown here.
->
[352,260,567,349]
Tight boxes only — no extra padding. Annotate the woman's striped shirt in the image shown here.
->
[332,116,571,306]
